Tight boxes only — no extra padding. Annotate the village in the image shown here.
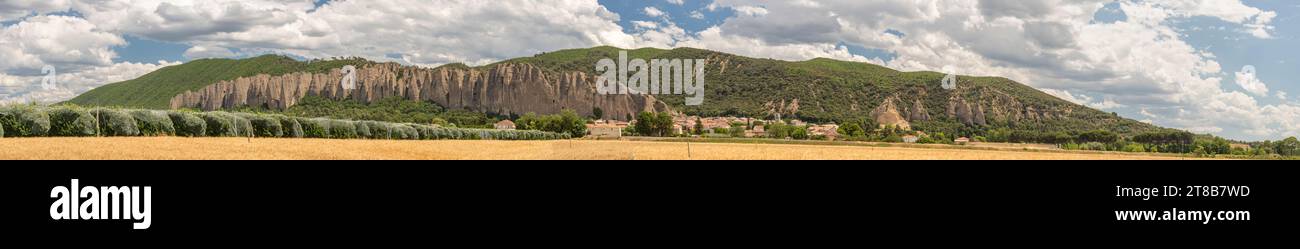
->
[494,114,970,145]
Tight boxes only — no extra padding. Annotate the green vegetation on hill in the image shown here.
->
[66,55,373,109]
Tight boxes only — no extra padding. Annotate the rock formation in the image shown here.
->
[170,63,667,120]
[872,97,911,130]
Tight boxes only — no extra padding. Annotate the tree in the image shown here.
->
[655,112,675,136]
[791,126,809,140]
[694,117,704,135]
[1276,137,1300,156]
[634,112,656,136]
[515,110,587,138]
[633,111,674,137]
[729,122,746,137]
[838,123,865,137]
[860,117,878,134]
[1078,130,1118,143]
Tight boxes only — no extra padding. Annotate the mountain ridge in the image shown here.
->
[66,46,1171,137]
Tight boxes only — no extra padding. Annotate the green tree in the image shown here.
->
[1275,137,1299,156]
[838,123,865,137]
[693,117,704,135]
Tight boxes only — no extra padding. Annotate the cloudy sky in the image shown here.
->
[0,0,1297,141]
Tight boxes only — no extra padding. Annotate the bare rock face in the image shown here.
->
[170,63,665,120]
[947,96,973,125]
[909,98,930,121]
[872,97,911,130]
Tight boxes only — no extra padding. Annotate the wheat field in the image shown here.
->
[0,137,1200,160]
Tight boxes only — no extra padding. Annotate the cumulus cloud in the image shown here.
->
[644,7,666,18]
[0,0,70,22]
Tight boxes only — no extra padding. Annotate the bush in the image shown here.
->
[91,109,139,136]
[239,114,283,138]
[365,121,390,139]
[298,118,330,138]
[394,124,418,140]
[0,105,51,137]
[198,112,251,137]
[48,106,97,137]
[168,111,206,137]
[273,115,302,138]
[131,110,176,136]
[329,120,358,139]
[353,121,372,138]
[0,121,4,138]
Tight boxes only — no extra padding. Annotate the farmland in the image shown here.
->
[0,137,1197,160]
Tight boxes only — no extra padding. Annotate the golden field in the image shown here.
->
[0,137,1198,160]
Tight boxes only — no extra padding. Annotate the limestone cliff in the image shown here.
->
[170,63,667,120]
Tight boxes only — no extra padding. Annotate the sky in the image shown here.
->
[0,0,1297,141]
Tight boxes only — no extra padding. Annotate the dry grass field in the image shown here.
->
[0,137,1199,160]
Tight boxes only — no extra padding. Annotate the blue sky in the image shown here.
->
[3,0,1299,141]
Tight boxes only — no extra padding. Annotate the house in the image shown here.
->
[745,125,767,138]
[807,124,839,140]
[902,135,919,143]
[494,120,516,130]
[954,137,971,144]
[587,124,623,139]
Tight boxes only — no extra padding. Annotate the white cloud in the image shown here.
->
[183,45,237,59]
[667,0,684,5]
[1,60,178,105]
[0,15,125,75]
[644,7,666,18]
[0,0,70,22]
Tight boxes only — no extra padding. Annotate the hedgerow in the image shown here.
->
[91,108,139,136]
[131,109,176,136]
[0,105,51,137]
[168,111,206,137]
[2,106,568,141]
[48,106,96,137]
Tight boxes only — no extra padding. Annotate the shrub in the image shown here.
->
[91,109,139,136]
[199,112,251,137]
[353,121,372,138]
[0,121,4,138]
[199,112,233,137]
[0,105,51,137]
[48,106,97,137]
[130,110,176,136]
[167,111,206,137]
[239,113,283,138]
[329,120,358,139]
[365,121,390,139]
[394,124,418,140]
[272,115,302,138]
[298,118,330,138]
[231,114,253,137]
